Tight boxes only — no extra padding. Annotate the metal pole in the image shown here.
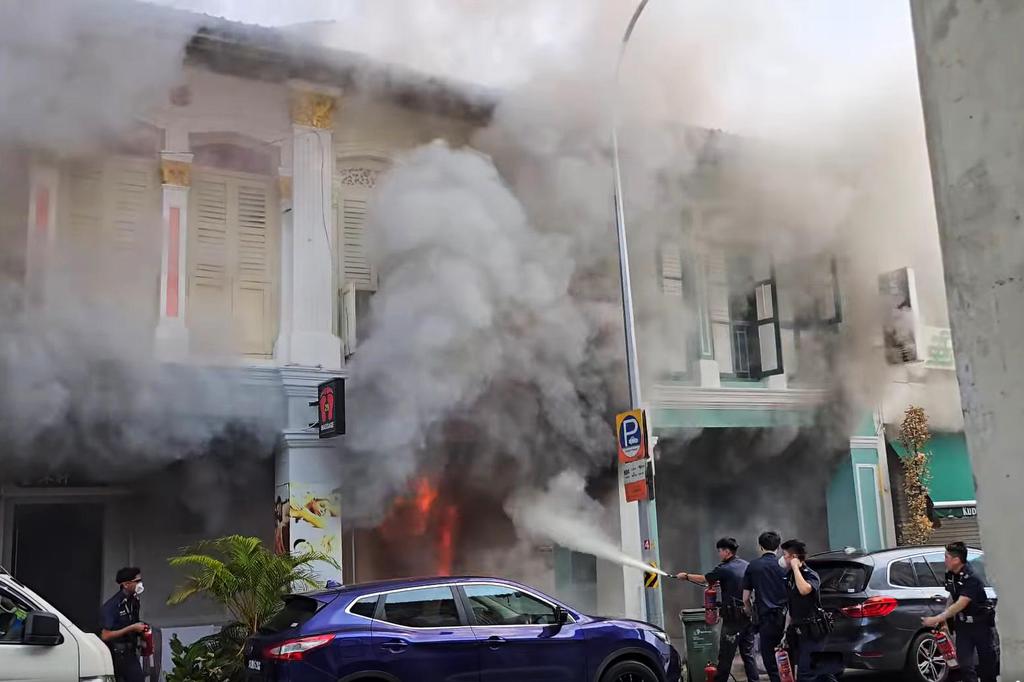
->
[612,0,664,629]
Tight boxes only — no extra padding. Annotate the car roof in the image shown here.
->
[809,545,983,563]
[296,575,525,600]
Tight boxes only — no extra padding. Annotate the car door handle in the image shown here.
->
[486,636,506,649]
[382,640,408,653]
[931,595,947,602]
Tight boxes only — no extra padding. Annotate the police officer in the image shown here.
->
[779,539,840,682]
[922,541,998,682]
[676,537,759,682]
[742,531,789,682]
[100,566,148,682]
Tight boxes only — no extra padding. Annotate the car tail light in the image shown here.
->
[264,634,334,661]
[841,596,898,618]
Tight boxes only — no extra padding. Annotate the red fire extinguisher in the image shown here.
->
[704,582,719,625]
[703,661,716,682]
[933,628,959,669]
[775,647,795,682]
[141,624,155,675]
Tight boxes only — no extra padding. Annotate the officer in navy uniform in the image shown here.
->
[677,537,760,682]
[780,539,841,682]
[743,531,789,682]
[923,541,998,682]
[100,567,148,682]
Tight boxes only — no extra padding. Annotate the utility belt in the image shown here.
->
[955,606,996,628]
[789,609,835,641]
[716,602,749,626]
[107,637,140,656]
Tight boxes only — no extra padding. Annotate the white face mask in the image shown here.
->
[134,582,145,596]
[778,556,789,570]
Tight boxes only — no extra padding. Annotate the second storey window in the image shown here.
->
[187,167,279,358]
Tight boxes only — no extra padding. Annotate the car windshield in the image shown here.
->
[811,561,870,593]
[260,596,323,634]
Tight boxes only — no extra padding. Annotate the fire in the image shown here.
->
[379,476,460,576]
[437,504,458,576]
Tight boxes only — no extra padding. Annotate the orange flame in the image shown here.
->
[437,504,458,576]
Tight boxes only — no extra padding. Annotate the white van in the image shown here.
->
[0,566,114,681]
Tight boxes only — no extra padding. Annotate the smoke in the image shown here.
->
[0,0,281,501]
[0,0,197,154]
[324,0,958,572]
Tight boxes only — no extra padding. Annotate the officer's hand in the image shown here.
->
[675,572,687,581]
[129,622,148,634]
[922,616,941,628]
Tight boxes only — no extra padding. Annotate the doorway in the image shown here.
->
[11,503,105,632]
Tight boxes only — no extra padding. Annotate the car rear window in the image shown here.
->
[261,596,323,634]
[811,562,870,593]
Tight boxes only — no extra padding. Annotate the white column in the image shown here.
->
[25,160,60,297]
[282,83,342,370]
[275,169,294,363]
[155,152,192,359]
[912,2,1024,667]
[276,367,345,583]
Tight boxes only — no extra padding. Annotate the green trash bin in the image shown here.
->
[679,609,720,682]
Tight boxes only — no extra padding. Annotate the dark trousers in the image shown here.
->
[955,624,998,682]
[717,620,760,682]
[112,652,145,682]
[788,630,841,682]
[757,610,786,682]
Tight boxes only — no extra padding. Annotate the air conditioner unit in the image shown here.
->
[341,282,374,357]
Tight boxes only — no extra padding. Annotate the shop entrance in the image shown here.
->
[10,502,105,633]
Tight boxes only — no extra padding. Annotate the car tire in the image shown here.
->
[599,659,660,682]
[905,631,950,682]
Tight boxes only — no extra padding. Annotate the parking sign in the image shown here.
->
[616,409,647,463]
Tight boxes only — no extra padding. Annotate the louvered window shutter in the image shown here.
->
[342,196,372,289]
[189,174,232,331]
[233,180,274,356]
[188,170,278,358]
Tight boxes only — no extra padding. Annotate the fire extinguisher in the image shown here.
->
[933,628,959,669]
[703,661,716,682]
[704,582,719,625]
[141,625,155,671]
[775,647,795,682]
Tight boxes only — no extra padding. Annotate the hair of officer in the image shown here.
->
[115,566,141,584]
[780,539,807,561]
[945,541,968,563]
[758,531,781,552]
[716,537,739,553]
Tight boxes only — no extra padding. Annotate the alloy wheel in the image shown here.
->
[917,636,948,682]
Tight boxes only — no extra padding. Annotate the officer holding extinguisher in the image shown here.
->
[778,540,841,682]
[922,541,998,682]
[676,538,760,682]
[100,566,149,682]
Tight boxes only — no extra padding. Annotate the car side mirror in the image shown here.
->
[22,611,62,646]
[554,606,569,626]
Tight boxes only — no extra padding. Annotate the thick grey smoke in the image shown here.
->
[322,0,958,568]
[343,141,619,520]
[0,0,197,153]
[0,1,281,499]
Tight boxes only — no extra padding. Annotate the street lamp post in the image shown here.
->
[611,0,664,629]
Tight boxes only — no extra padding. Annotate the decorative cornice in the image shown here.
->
[651,384,830,411]
[850,436,883,449]
[279,365,349,397]
[291,90,337,129]
[279,429,336,449]
[160,156,192,187]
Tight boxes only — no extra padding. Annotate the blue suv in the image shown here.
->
[244,576,680,682]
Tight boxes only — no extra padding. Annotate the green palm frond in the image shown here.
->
[167,535,339,642]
